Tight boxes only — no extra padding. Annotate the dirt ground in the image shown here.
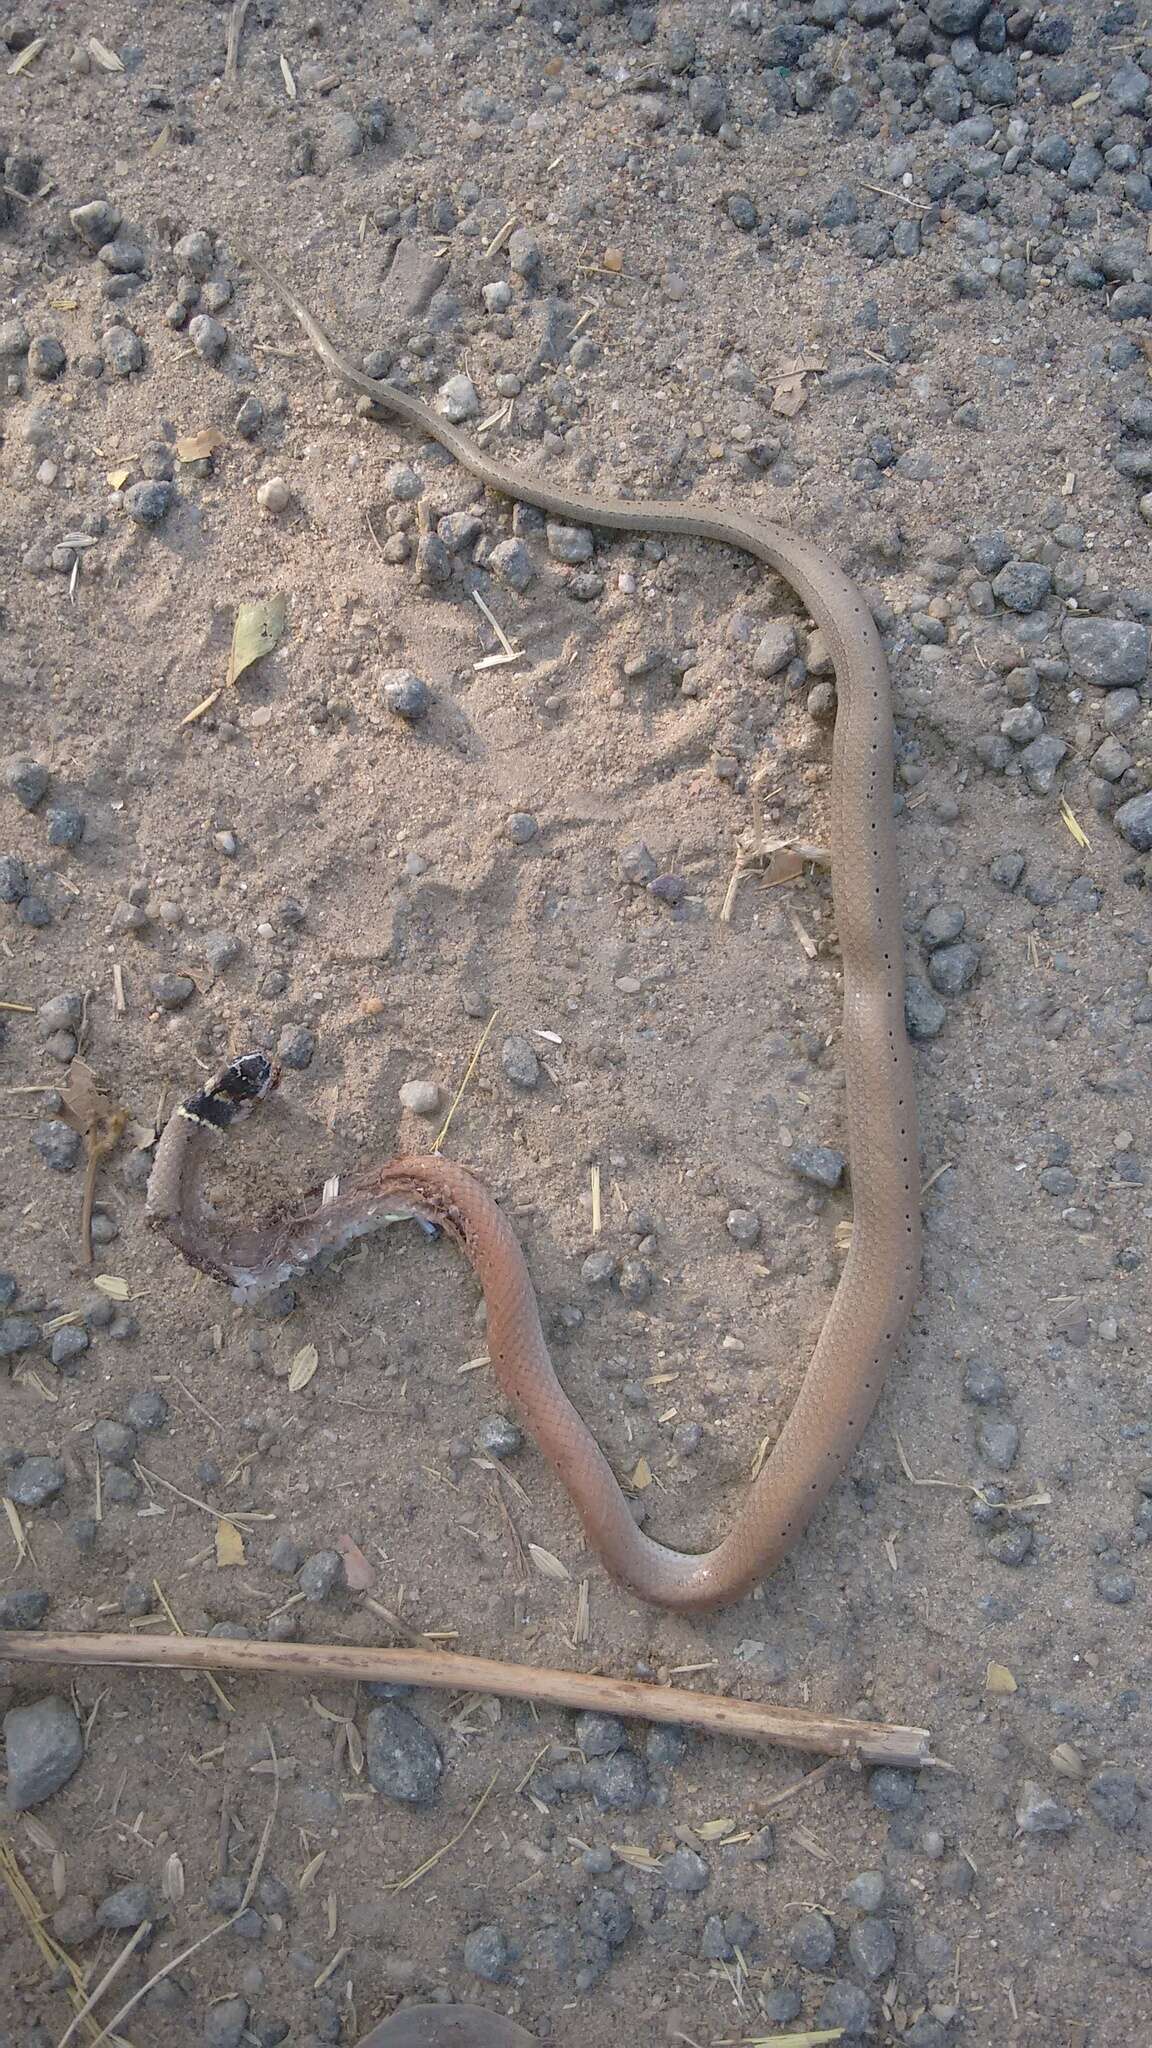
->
[2,0,1152,2043]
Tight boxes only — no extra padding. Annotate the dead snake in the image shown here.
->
[145,261,920,1613]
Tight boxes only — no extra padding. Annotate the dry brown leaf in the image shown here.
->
[335,1534,375,1590]
[107,466,133,490]
[299,1849,327,1889]
[215,1518,246,1568]
[288,1342,319,1393]
[630,1456,653,1491]
[227,595,287,686]
[176,428,226,462]
[611,1844,662,1871]
[770,353,826,419]
[527,1542,571,1582]
[7,34,46,72]
[88,36,124,70]
[985,1661,1017,1696]
[59,1056,129,1263]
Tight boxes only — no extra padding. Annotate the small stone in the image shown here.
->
[383,669,432,721]
[0,1589,49,1627]
[726,1208,761,1246]
[663,1846,710,1893]
[926,943,981,995]
[1018,732,1067,794]
[1096,1568,1136,1605]
[276,1025,315,1070]
[1086,1768,1140,1829]
[46,806,85,849]
[150,974,195,1010]
[0,854,29,902]
[506,811,538,845]
[98,237,146,274]
[125,1388,168,1432]
[843,1871,885,1912]
[905,977,946,1041]
[1114,792,1152,853]
[816,1983,872,2036]
[256,477,290,514]
[69,198,121,247]
[789,1908,836,1968]
[365,1702,443,1805]
[235,395,264,438]
[584,1750,651,1811]
[990,851,1025,891]
[97,1882,156,1929]
[4,753,50,808]
[992,560,1052,613]
[620,840,658,885]
[463,1924,512,1982]
[269,1535,303,1574]
[979,1419,1019,1470]
[3,1695,84,1810]
[439,373,479,423]
[399,1079,441,1116]
[547,522,594,565]
[1015,1781,1075,1834]
[752,621,797,676]
[501,1034,539,1089]
[788,1145,846,1191]
[174,229,214,277]
[870,1767,915,1812]
[489,538,536,591]
[93,1421,136,1466]
[921,902,965,950]
[32,1122,82,1172]
[385,464,423,502]
[508,228,540,278]
[102,324,143,375]
[963,1358,1006,1405]
[204,1997,249,2048]
[124,481,173,526]
[188,315,227,363]
[28,336,66,382]
[848,1916,896,1980]
[298,1551,344,1602]
[1062,618,1148,688]
[475,1414,522,1459]
[649,873,685,906]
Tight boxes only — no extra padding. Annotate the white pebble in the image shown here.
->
[399,1079,442,1117]
[257,476,291,514]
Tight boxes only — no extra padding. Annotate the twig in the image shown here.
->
[54,1918,151,2048]
[387,1770,499,1893]
[224,0,250,82]
[432,1012,498,1155]
[0,1631,935,1768]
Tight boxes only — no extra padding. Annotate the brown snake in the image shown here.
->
[145,261,920,1614]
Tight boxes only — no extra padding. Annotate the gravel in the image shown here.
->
[789,1909,837,1968]
[788,1145,846,1190]
[5,1456,66,1507]
[584,1751,651,1811]
[462,1924,513,1982]
[500,1033,540,1088]
[298,1550,344,1601]
[3,1695,84,1810]
[383,669,432,720]
[96,1882,157,1928]
[663,1847,710,1893]
[203,1997,249,2048]
[365,1703,443,1805]
[1061,618,1149,687]
[848,1916,897,1979]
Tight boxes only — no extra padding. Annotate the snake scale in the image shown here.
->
[145,261,920,1613]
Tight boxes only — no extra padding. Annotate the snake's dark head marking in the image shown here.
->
[182,1052,280,1132]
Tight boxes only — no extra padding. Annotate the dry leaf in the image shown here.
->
[280,52,296,96]
[4,1497,29,1563]
[176,428,225,463]
[299,1849,327,1890]
[345,1722,364,1776]
[1059,798,1091,851]
[59,1057,129,1264]
[8,34,46,72]
[985,1661,1017,1695]
[107,466,133,490]
[93,1274,130,1300]
[696,1817,737,1841]
[288,1342,319,1393]
[163,1853,185,1903]
[227,595,287,686]
[88,36,124,70]
[335,1534,375,1590]
[611,1844,662,1871]
[527,1542,571,1582]
[22,1816,57,1856]
[1050,1742,1085,1779]
[51,1850,66,1901]
[215,1518,246,1568]
[770,354,826,419]
[629,1456,653,1491]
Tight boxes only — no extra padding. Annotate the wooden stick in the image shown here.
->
[0,1632,932,1768]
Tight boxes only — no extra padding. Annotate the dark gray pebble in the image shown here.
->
[0,1588,49,1627]
[1015,1781,1075,1833]
[6,1456,65,1507]
[93,1420,136,1466]
[501,1033,540,1089]
[816,1982,872,2036]
[97,1881,156,1929]
[664,1846,710,1893]
[463,1924,514,1982]
[575,1711,625,1758]
[1087,1767,1140,1828]
[870,1766,915,1812]
[365,1702,442,1805]
[789,1908,836,1968]
[150,974,195,1009]
[125,1388,168,1431]
[3,753,50,808]
[124,481,173,526]
[203,1997,249,2048]
[3,1694,84,1810]
[927,943,981,995]
[276,1025,315,1070]
[848,1916,896,1980]
[298,1550,344,1601]
[382,669,432,720]
[789,1145,846,1191]
[584,1750,650,1812]
[475,1414,523,1459]
[46,806,85,849]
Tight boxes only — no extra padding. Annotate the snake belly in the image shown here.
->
[145,264,921,1613]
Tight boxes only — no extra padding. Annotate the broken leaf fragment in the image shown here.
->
[287,1342,319,1392]
[215,1518,246,1567]
[985,1661,1017,1696]
[176,428,226,463]
[58,1057,128,1264]
[227,595,287,686]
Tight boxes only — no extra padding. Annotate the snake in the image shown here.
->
[144,259,920,1614]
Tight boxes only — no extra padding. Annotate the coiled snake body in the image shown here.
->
[145,265,920,1614]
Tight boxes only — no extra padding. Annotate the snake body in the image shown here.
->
[145,264,920,1613]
